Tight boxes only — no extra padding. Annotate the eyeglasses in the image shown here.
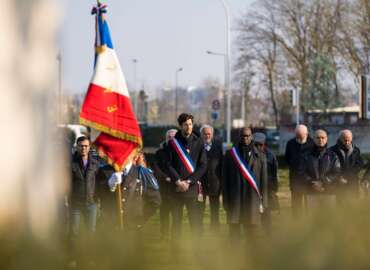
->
[255,143,264,147]
[241,134,252,138]
[78,145,90,148]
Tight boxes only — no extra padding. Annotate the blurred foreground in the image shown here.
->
[1,169,370,270]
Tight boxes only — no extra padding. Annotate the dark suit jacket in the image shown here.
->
[201,139,223,196]
[164,132,207,198]
[153,143,172,199]
[330,142,363,189]
[299,147,341,194]
[285,137,315,191]
[70,153,100,208]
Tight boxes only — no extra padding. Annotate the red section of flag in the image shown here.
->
[80,84,141,140]
[94,133,138,171]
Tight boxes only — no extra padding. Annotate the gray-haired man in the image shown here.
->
[200,124,223,231]
[330,129,363,203]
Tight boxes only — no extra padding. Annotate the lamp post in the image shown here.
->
[132,58,138,115]
[175,67,183,121]
[216,0,231,145]
[206,50,227,131]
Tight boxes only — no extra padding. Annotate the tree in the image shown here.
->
[236,0,349,126]
[307,54,342,116]
[339,0,370,80]
[235,0,284,128]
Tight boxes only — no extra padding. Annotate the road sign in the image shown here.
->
[211,111,219,120]
[212,99,221,111]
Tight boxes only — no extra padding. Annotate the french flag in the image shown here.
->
[80,2,142,171]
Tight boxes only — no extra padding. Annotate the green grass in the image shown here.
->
[2,168,370,270]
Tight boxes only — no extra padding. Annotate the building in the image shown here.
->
[304,106,359,125]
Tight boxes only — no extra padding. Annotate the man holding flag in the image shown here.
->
[222,127,268,242]
[79,1,142,228]
[164,113,207,240]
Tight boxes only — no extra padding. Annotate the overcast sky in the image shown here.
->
[58,0,253,96]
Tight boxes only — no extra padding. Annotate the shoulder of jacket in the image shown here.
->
[353,146,361,153]
[252,146,265,159]
[89,156,100,167]
[326,149,339,159]
[302,151,312,160]
[287,138,296,145]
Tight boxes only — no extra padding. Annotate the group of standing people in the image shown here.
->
[67,113,370,244]
[153,113,279,242]
[286,125,368,213]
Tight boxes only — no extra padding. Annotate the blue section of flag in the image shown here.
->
[98,13,113,49]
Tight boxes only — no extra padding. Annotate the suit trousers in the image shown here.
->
[171,196,202,239]
[291,190,306,217]
[200,195,220,229]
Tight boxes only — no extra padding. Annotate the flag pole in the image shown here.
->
[116,175,124,230]
[95,0,124,230]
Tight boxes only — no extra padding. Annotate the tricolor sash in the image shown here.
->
[230,147,264,213]
[169,138,196,174]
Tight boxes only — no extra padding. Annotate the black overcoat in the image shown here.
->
[201,139,223,196]
[222,145,268,225]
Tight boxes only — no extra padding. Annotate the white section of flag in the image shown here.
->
[90,47,129,97]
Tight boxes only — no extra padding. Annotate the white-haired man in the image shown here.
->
[330,129,363,203]
[285,124,314,216]
[200,124,223,231]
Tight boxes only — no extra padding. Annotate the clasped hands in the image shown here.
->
[176,179,191,193]
[312,181,325,192]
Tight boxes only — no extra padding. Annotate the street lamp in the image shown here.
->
[217,0,231,145]
[175,67,183,121]
[206,50,227,131]
[132,58,138,115]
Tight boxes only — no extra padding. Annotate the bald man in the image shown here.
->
[285,125,314,216]
[330,129,363,203]
[299,130,341,209]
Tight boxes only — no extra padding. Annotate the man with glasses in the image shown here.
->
[222,127,268,241]
[69,136,100,238]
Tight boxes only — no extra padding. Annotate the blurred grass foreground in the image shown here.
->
[1,169,370,270]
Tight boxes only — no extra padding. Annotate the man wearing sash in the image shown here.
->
[222,127,268,241]
[164,113,207,239]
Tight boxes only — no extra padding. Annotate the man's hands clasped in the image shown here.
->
[176,179,191,193]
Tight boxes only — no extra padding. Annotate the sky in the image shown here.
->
[58,0,254,96]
